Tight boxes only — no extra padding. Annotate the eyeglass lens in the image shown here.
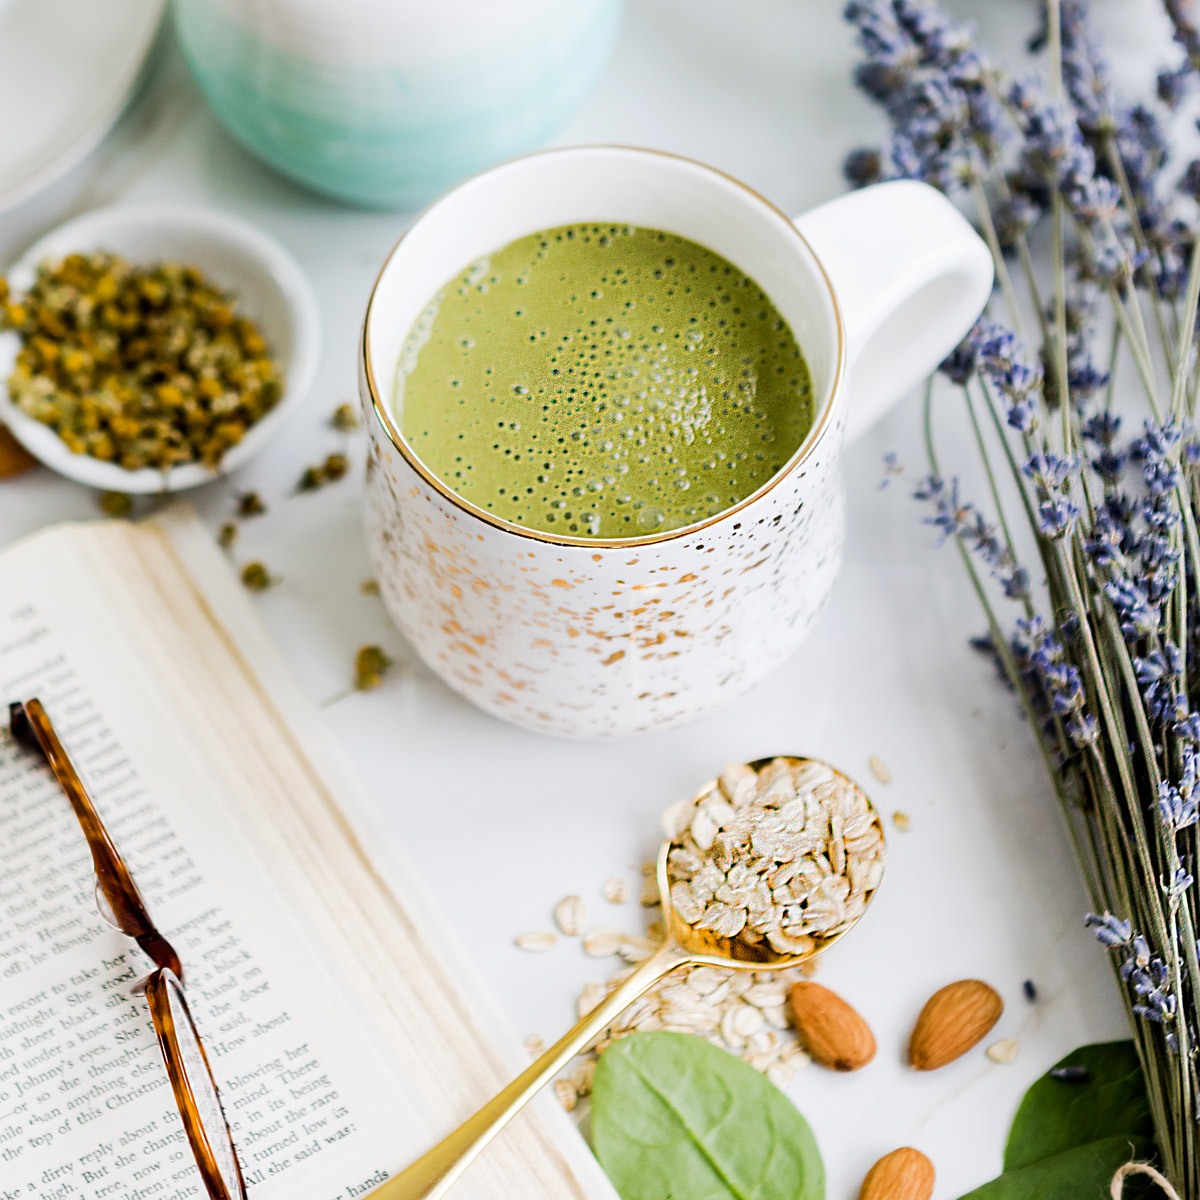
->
[163,974,243,1198]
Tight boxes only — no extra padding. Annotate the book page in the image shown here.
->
[0,574,409,1198]
[0,512,611,1200]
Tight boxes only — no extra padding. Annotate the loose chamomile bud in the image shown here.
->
[99,491,133,518]
[236,491,266,518]
[240,562,278,592]
[354,645,392,691]
[331,403,360,432]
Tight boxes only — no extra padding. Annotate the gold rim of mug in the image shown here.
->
[361,144,847,550]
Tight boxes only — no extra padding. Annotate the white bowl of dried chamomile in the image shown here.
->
[0,205,320,493]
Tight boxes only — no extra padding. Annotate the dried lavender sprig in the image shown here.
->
[849,1,1200,1190]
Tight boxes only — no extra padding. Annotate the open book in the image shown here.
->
[0,508,614,1200]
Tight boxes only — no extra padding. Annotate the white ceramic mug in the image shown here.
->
[360,146,992,738]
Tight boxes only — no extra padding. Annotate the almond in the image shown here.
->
[859,1148,935,1200]
[0,427,36,481]
[788,982,876,1072]
[908,979,1003,1070]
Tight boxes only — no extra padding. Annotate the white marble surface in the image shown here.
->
[0,2,1176,1196]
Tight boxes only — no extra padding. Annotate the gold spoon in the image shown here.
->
[372,756,884,1200]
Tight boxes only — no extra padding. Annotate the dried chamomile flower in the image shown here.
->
[298,453,351,492]
[1,253,282,472]
[218,522,238,550]
[240,562,278,592]
[331,402,360,431]
[99,491,133,518]
[298,465,324,492]
[236,491,266,518]
[354,645,392,691]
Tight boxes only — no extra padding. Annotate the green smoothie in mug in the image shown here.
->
[394,223,814,538]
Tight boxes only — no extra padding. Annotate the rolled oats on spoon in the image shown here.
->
[665,757,886,958]
[385,755,886,1200]
[552,757,886,1098]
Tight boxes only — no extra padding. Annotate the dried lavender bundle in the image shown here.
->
[846,1,1200,1193]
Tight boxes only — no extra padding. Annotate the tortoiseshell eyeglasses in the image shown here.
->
[8,698,247,1200]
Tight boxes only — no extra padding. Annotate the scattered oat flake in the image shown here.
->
[568,959,813,1083]
[869,754,893,784]
[603,877,630,904]
[618,934,661,964]
[554,896,586,937]
[569,1059,596,1095]
[660,797,693,841]
[582,928,625,958]
[987,1037,1019,1064]
[892,810,912,832]
[514,931,556,953]
[577,982,606,1018]
[640,873,662,907]
[523,1034,545,1058]
[554,1079,577,1112]
[799,956,822,977]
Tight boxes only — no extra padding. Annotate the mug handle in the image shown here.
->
[793,179,994,442]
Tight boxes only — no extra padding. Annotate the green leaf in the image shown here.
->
[591,1031,824,1200]
[962,1136,1155,1200]
[1004,1041,1153,1171]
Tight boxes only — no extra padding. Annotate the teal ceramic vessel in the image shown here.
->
[174,0,621,210]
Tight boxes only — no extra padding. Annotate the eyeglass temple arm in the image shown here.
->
[9,700,184,980]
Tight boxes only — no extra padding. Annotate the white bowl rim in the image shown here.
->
[0,203,321,493]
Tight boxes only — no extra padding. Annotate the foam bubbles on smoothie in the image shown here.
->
[397,224,814,538]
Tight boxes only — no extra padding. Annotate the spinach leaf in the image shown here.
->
[962,1136,1154,1200]
[591,1031,824,1200]
[956,1040,1156,1199]
[1004,1041,1153,1171]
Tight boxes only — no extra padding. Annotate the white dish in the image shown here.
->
[0,206,321,493]
[0,0,165,215]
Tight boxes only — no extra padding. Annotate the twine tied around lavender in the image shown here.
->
[1113,1162,1183,1200]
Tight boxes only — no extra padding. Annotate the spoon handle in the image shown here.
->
[369,939,693,1200]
